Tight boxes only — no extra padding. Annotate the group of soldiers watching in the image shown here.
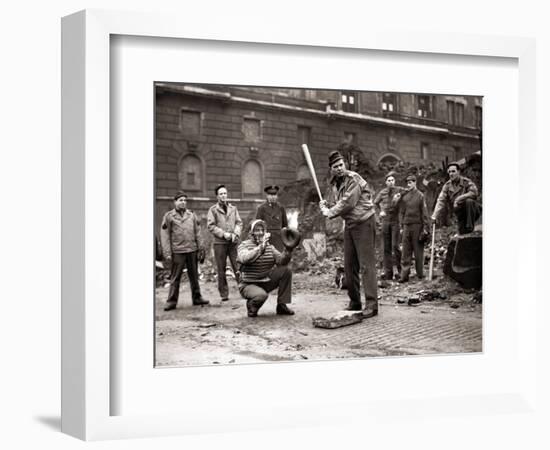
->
[160,183,295,317]
[159,149,480,320]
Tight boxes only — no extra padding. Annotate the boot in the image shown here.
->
[247,299,259,317]
[192,298,210,306]
[276,304,295,315]
[345,302,362,311]
[363,300,378,318]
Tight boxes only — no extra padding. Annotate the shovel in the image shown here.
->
[428,222,436,281]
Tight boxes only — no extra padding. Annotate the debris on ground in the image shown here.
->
[472,291,482,304]
[416,289,446,301]
[198,323,217,328]
[312,310,364,329]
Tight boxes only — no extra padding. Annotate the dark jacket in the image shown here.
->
[255,201,288,231]
[326,170,375,228]
[398,188,430,228]
[160,208,203,258]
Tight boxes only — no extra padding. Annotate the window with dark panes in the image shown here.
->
[180,110,201,135]
[341,91,357,113]
[417,95,431,118]
[455,103,464,126]
[382,93,396,112]
[475,106,482,129]
[447,101,455,125]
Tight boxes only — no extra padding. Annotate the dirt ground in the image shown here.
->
[155,268,482,367]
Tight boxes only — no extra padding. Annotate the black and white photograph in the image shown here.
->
[154,83,483,367]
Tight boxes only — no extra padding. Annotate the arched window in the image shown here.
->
[377,153,402,171]
[377,153,402,166]
[296,164,311,180]
[242,160,262,195]
[178,154,203,192]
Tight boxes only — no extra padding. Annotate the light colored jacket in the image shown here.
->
[326,170,375,228]
[160,208,202,258]
[207,202,243,245]
[433,176,479,219]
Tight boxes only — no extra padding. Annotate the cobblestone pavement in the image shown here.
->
[155,273,482,366]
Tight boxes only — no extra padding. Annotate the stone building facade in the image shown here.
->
[155,83,482,229]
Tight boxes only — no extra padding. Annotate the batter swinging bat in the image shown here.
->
[301,144,324,202]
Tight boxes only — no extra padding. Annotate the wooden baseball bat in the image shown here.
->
[301,144,324,202]
[428,222,436,280]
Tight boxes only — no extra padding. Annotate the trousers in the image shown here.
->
[166,251,202,306]
[454,198,481,234]
[238,266,292,311]
[400,223,424,280]
[344,215,378,309]
[214,242,239,299]
[381,221,401,278]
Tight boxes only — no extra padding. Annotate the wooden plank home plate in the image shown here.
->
[312,310,364,329]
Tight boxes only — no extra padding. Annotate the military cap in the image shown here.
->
[385,171,397,181]
[173,190,188,200]
[328,150,344,167]
[214,184,226,195]
[405,174,417,182]
[264,185,280,194]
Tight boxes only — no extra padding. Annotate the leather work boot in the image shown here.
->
[362,305,378,319]
[276,304,295,315]
[192,298,210,306]
[163,303,177,311]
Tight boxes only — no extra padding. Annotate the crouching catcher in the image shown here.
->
[237,220,300,317]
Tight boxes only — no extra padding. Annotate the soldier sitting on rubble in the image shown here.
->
[431,162,481,235]
[237,219,295,318]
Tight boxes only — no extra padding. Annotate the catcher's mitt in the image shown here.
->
[281,227,302,250]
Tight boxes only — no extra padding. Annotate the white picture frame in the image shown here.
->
[61,9,539,441]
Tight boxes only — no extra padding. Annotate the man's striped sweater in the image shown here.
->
[237,239,291,283]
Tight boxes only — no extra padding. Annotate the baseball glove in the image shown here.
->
[281,227,302,250]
